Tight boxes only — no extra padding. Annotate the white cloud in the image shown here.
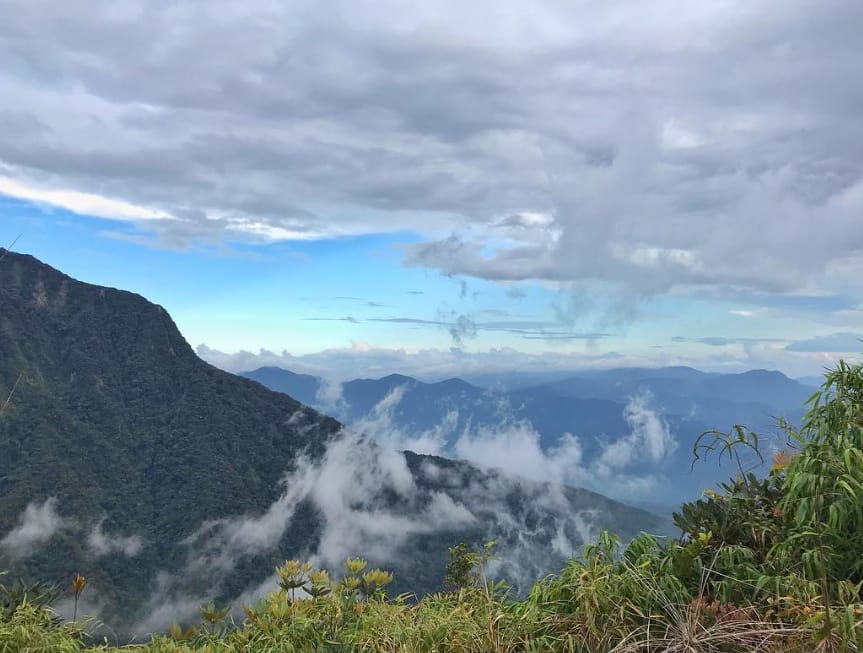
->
[0,0,861,299]
[450,394,674,498]
[454,423,587,488]
[198,338,841,382]
[87,519,144,557]
[597,393,676,474]
[349,385,453,456]
[730,308,767,317]
[0,498,67,559]
[0,176,170,221]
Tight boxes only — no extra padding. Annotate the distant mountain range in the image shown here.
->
[0,250,664,634]
[795,375,826,388]
[243,363,813,506]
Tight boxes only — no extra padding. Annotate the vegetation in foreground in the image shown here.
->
[3,357,863,652]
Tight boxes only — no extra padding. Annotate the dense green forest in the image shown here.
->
[3,355,863,652]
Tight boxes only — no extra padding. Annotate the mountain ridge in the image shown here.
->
[242,363,810,504]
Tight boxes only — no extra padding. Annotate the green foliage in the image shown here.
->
[444,543,477,591]
[692,424,764,488]
[673,472,785,563]
[0,601,88,653]
[444,541,498,593]
[777,360,863,588]
[0,576,61,620]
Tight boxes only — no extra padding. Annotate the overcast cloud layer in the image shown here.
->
[2,0,862,300]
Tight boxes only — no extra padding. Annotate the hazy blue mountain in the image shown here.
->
[697,370,812,409]
[540,367,808,435]
[244,364,809,505]
[796,375,826,388]
[242,366,322,406]
[459,370,591,391]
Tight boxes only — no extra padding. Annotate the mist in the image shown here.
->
[0,498,66,560]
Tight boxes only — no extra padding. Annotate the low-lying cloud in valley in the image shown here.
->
[297,374,678,499]
[88,519,145,558]
[0,499,146,562]
[0,498,67,560]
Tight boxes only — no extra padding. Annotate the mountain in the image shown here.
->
[539,367,809,442]
[796,375,826,388]
[0,250,341,623]
[0,250,663,633]
[240,366,322,406]
[697,370,812,409]
[243,364,812,505]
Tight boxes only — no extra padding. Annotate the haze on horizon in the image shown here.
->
[1,0,862,380]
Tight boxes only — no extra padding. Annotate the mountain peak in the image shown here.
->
[431,377,476,391]
[376,373,418,385]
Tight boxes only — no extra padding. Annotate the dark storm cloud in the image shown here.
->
[1,1,863,296]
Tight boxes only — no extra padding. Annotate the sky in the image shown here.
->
[1,0,862,380]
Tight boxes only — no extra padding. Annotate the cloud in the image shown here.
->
[0,498,67,559]
[454,424,587,488]
[87,519,145,557]
[132,425,477,632]
[730,308,767,318]
[305,435,476,566]
[785,332,863,352]
[448,315,477,347]
[1,500,144,562]
[296,311,615,346]
[198,342,668,382]
[367,314,612,345]
[672,335,784,347]
[450,393,674,498]
[303,316,361,324]
[315,376,348,415]
[180,462,319,575]
[0,176,171,221]
[348,385,454,456]
[0,1,861,301]
[596,394,676,476]
[201,338,845,383]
